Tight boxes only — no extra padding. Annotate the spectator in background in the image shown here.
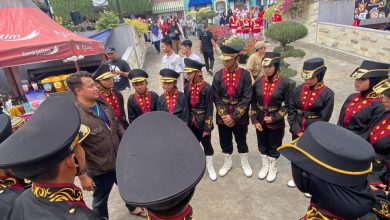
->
[272,8,283,23]
[105,47,131,93]
[167,20,182,54]
[220,12,227,26]
[161,37,185,91]
[180,40,201,63]
[200,24,217,75]
[213,12,220,26]
[151,22,164,54]
[186,16,193,39]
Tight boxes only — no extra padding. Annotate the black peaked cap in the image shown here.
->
[128,69,149,82]
[116,111,205,211]
[0,97,80,179]
[184,58,205,72]
[0,115,12,144]
[278,122,374,187]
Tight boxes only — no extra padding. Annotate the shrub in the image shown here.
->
[279,65,297,77]
[224,36,246,49]
[274,46,305,58]
[211,26,231,43]
[95,11,119,31]
[265,21,308,47]
[264,1,283,21]
[188,7,215,25]
[125,19,150,34]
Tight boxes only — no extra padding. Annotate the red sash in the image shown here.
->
[369,114,390,145]
[189,81,205,108]
[300,82,327,131]
[261,74,282,108]
[164,90,179,114]
[134,91,152,113]
[100,91,121,119]
[300,203,345,220]
[342,92,382,127]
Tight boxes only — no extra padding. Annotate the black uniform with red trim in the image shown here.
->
[212,45,252,154]
[116,112,204,220]
[251,52,295,158]
[93,64,129,129]
[0,115,28,218]
[367,79,390,190]
[278,122,380,220]
[0,98,104,220]
[183,58,214,156]
[288,58,335,139]
[127,69,159,124]
[158,69,190,123]
[337,60,389,139]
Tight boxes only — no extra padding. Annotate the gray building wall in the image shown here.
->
[318,0,355,26]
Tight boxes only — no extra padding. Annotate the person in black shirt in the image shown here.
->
[167,20,182,54]
[106,47,131,92]
[200,24,217,75]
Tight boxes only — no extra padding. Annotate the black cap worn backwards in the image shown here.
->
[92,64,114,81]
[128,69,149,83]
[0,114,12,144]
[278,122,374,187]
[160,68,180,83]
[183,58,205,73]
[105,47,117,54]
[0,97,81,179]
[350,60,390,79]
[301,58,327,80]
[116,112,205,211]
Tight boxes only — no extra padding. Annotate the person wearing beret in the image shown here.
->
[212,45,253,178]
[1,97,104,219]
[158,68,190,123]
[0,115,29,218]
[366,78,390,192]
[337,60,389,139]
[278,122,379,219]
[92,64,129,130]
[251,52,295,182]
[183,58,216,181]
[287,58,334,188]
[66,73,143,218]
[127,69,159,124]
[116,112,205,220]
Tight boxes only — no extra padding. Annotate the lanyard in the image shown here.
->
[95,104,110,130]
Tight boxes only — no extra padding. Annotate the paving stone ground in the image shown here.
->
[80,37,363,220]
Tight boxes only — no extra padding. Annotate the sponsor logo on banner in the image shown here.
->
[0,30,40,41]
[22,45,60,56]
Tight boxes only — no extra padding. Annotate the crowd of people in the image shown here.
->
[0,13,389,220]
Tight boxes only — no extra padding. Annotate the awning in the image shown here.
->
[152,1,184,14]
[188,0,212,7]
[87,29,113,45]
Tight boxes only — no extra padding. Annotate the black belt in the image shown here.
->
[191,109,205,115]
[257,105,279,113]
[221,98,238,105]
[297,110,319,119]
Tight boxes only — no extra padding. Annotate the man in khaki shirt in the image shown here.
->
[246,41,267,84]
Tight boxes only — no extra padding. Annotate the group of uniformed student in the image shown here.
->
[0,43,389,219]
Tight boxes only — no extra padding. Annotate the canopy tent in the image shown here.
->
[0,0,104,98]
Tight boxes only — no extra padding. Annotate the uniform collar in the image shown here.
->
[148,205,193,220]
[31,183,86,206]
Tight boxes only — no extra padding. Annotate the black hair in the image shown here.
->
[28,164,60,183]
[180,40,192,48]
[161,37,173,47]
[149,189,195,218]
[66,71,93,95]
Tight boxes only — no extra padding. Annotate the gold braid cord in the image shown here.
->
[205,116,213,129]
[0,177,17,189]
[306,207,333,220]
[372,200,390,218]
[32,185,83,202]
[235,106,247,118]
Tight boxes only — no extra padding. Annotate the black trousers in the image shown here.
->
[256,125,285,158]
[189,124,214,156]
[218,124,249,154]
[91,171,135,218]
[202,49,214,71]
